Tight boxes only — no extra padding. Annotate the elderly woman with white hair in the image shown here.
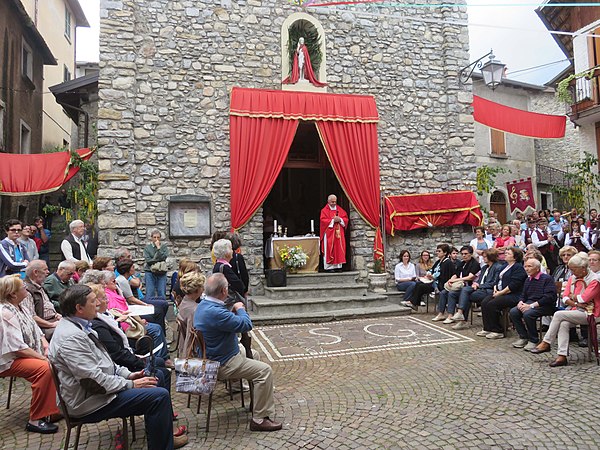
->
[530,252,600,366]
[212,239,245,297]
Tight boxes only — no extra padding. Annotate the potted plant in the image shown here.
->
[368,258,388,293]
[279,245,308,273]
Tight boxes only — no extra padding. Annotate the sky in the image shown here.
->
[75,0,570,86]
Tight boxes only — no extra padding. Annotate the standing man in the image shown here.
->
[319,194,349,272]
[60,220,92,265]
[33,217,51,264]
[0,219,29,278]
[532,218,557,274]
[194,273,282,432]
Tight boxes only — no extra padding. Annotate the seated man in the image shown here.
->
[22,259,62,339]
[116,258,168,332]
[49,285,186,450]
[43,261,75,309]
[194,273,282,432]
[509,258,557,351]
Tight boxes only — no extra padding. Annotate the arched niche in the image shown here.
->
[281,12,327,92]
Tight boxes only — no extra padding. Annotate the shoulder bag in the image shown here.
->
[174,328,220,396]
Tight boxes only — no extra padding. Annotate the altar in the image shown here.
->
[266,236,320,273]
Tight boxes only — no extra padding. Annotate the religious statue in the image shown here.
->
[283,37,327,87]
[320,194,349,272]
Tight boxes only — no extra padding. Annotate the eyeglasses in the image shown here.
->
[8,228,22,232]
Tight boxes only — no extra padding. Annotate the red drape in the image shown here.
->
[0,148,94,196]
[230,116,299,230]
[316,121,383,258]
[473,95,566,139]
[385,191,483,235]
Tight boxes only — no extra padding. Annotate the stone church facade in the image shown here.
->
[98,1,475,292]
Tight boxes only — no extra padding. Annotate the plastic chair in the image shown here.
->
[49,362,135,449]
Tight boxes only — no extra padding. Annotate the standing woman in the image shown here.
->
[228,233,249,296]
[394,250,417,292]
[470,226,493,266]
[494,225,516,261]
[564,220,592,252]
[143,229,169,298]
[0,275,59,433]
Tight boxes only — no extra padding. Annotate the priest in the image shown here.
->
[320,194,349,272]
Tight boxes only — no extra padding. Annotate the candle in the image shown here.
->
[310,219,314,233]
[273,220,277,234]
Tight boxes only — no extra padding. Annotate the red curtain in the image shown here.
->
[230,116,299,230]
[316,121,383,258]
[0,148,94,196]
[473,95,566,139]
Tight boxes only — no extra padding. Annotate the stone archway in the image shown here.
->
[490,190,508,224]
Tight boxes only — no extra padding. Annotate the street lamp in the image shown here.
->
[459,49,506,90]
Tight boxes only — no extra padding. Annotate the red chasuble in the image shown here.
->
[282,44,327,88]
[320,205,349,265]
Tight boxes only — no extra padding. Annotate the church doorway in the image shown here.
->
[263,121,351,271]
[490,190,508,224]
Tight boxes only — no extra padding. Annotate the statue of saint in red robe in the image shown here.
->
[320,194,349,271]
[282,37,327,88]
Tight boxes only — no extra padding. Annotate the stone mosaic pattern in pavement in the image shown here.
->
[1,312,600,449]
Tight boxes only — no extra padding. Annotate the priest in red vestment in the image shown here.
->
[320,194,349,272]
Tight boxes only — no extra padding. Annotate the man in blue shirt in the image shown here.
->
[194,273,282,432]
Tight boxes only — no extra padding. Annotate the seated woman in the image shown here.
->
[530,253,599,366]
[434,245,481,324]
[394,250,417,292]
[494,225,516,261]
[450,248,504,330]
[171,258,200,306]
[103,271,173,367]
[177,271,205,355]
[470,226,493,266]
[0,275,59,434]
[72,260,90,284]
[552,246,578,284]
[402,244,454,311]
[479,247,527,339]
[92,256,115,272]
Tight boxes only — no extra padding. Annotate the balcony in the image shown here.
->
[536,163,571,188]
[568,67,600,126]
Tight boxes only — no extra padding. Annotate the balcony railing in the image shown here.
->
[568,67,600,120]
[536,164,570,188]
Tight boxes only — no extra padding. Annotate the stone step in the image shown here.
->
[263,283,368,299]
[280,271,360,286]
[249,303,412,326]
[250,293,391,316]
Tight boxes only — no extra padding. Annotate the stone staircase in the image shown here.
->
[249,271,411,325]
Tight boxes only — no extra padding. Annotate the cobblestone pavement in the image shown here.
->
[2,311,600,449]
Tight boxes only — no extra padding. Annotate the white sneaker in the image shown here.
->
[420,301,426,307]
[402,301,413,308]
[432,313,445,321]
[486,332,505,339]
[476,330,490,337]
[524,341,537,351]
[442,317,454,324]
[451,312,465,321]
[512,338,528,348]
[452,321,470,330]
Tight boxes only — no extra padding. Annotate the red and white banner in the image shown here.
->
[506,178,536,215]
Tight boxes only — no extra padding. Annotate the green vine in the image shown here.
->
[287,20,323,76]
[373,258,383,274]
[43,146,98,226]
[552,152,600,214]
[556,66,598,104]
[475,165,511,196]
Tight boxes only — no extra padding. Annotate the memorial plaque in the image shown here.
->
[168,195,211,238]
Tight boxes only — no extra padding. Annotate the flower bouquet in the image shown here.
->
[279,245,308,272]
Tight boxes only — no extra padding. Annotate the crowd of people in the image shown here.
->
[0,219,282,448]
[396,208,600,365]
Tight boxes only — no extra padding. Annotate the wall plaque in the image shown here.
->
[168,195,211,238]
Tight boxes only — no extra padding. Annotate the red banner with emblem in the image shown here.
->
[384,191,483,235]
[506,178,536,215]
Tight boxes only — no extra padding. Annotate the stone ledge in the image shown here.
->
[99,173,130,181]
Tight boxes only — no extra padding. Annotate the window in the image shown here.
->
[22,40,33,81]
[65,6,72,41]
[490,129,506,156]
[63,65,71,82]
[0,100,5,151]
[20,120,31,154]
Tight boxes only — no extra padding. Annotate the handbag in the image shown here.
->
[174,329,220,396]
[150,261,168,274]
[109,308,145,340]
[445,280,465,292]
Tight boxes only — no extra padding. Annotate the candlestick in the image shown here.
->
[310,219,314,233]
[273,220,277,236]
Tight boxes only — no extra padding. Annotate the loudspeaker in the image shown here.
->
[266,269,287,287]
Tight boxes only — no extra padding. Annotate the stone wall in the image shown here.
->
[98,0,475,290]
